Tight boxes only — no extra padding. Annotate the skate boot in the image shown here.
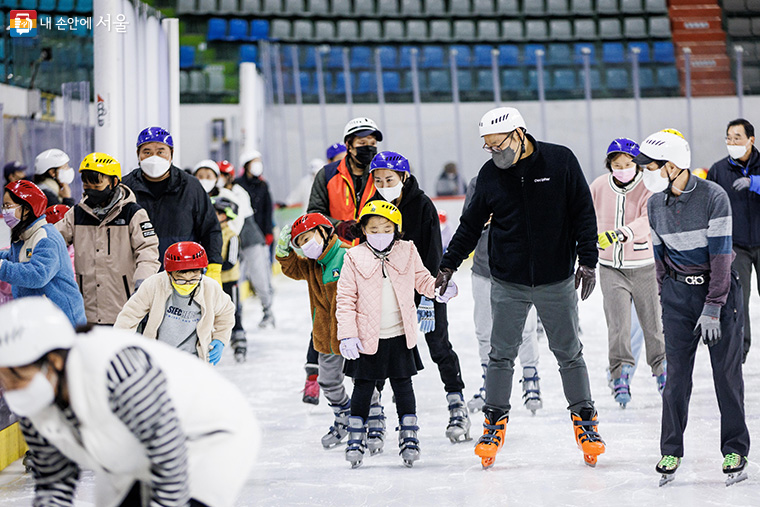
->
[474,408,508,469]
[656,455,681,486]
[258,307,275,329]
[321,401,351,449]
[397,414,420,468]
[571,408,605,467]
[366,403,386,455]
[445,392,471,443]
[302,365,319,405]
[613,364,633,408]
[520,366,543,415]
[655,371,666,395]
[467,364,487,413]
[723,453,748,486]
[345,416,367,468]
[231,332,247,363]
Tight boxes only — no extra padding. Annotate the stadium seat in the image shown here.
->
[356,71,375,94]
[574,43,595,64]
[550,20,572,40]
[57,0,74,11]
[527,69,551,90]
[649,17,671,37]
[599,19,622,39]
[474,0,495,14]
[478,20,499,40]
[572,0,593,14]
[547,44,572,65]
[429,20,450,40]
[451,45,472,67]
[331,0,350,14]
[271,19,291,39]
[228,19,249,41]
[219,0,239,13]
[625,18,647,38]
[249,20,269,40]
[606,68,629,89]
[621,0,643,13]
[456,70,473,92]
[603,42,626,63]
[743,67,760,88]
[383,71,401,93]
[657,66,679,88]
[748,0,760,12]
[597,0,617,13]
[301,46,316,68]
[314,20,335,39]
[525,20,548,40]
[38,0,56,10]
[449,0,470,14]
[498,0,519,12]
[751,17,760,36]
[333,72,352,95]
[284,0,304,13]
[326,47,344,69]
[385,20,405,41]
[189,70,206,93]
[727,19,752,38]
[477,69,496,91]
[524,0,545,14]
[378,46,397,68]
[402,0,422,15]
[407,20,429,40]
[628,42,651,63]
[293,20,313,40]
[197,0,215,14]
[240,44,259,64]
[399,46,417,68]
[500,20,523,41]
[361,20,381,40]
[499,44,520,66]
[207,19,227,42]
[428,70,451,92]
[351,46,373,69]
[547,0,569,14]
[653,41,674,63]
[425,0,445,15]
[207,66,225,94]
[474,45,494,67]
[180,46,196,70]
[524,44,546,65]
[501,69,525,91]
[180,71,189,93]
[552,69,577,90]
[638,67,655,89]
[241,0,262,12]
[75,0,93,12]
[421,46,445,68]
[378,0,398,14]
[645,0,667,12]
[574,19,596,40]
[354,0,374,15]
[454,20,477,41]
[336,20,358,40]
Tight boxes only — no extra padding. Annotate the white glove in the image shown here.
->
[339,337,364,360]
[436,280,458,303]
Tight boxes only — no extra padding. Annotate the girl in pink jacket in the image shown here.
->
[336,201,457,469]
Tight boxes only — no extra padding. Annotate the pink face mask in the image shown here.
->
[3,208,20,229]
[366,233,394,251]
[612,167,637,184]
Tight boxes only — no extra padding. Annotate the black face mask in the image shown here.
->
[85,186,115,207]
[353,145,378,167]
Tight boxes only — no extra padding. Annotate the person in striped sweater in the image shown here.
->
[633,129,749,486]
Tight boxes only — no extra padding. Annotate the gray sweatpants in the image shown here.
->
[486,276,594,414]
[318,352,349,406]
[472,272,539,368]
[599,264,666,378]
[733,245,760,357]
[240,244,273,310]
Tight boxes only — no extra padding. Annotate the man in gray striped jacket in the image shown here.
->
[633,129,749,485]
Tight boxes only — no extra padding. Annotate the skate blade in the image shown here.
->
[369,447,384,456]
[659,473,675,487]
[403,459,414,468]
[584,454,598,467]
[447,431,472,444]
[481,457,495,469]
[350,461,363,469]
[302,396,319,405]
[726,471,747,487]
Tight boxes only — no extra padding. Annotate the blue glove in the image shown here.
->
[417,296,435,334]
[209,339,224,365]
[339,337,364,360]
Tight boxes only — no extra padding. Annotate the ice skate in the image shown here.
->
[520,366,542,415]
[345,416,366,468]
[258,307,275,329]
[22,451,32,473]
[231,333,247,363]
[302,367,320,405]
[445,392,471,443]
[612,364,633,408]
[474,409,508,469]
[467,364,487,413]
[571,409,605,467]
[321,401,350,449]
[397,414,420,467]
[366,403,386,455]
[656,455,680,486]
[723,453,748,486]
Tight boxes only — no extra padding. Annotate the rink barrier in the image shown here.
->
[0,423,27,471]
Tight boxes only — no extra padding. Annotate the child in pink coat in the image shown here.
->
[336,201,457,469]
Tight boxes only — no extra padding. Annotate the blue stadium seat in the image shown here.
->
[207,19,227,42]
[20,0,36,9]
[75,0,92,12]
[428,69,451,92]
[326,47,344,69]
[628,42,651,63]
[2,0,18,7]
[57,0,74,11]
[451,45,471,67]
[285,72,310,95]
[421,46,445,68]
[653,41,675,63]
[501,69,525,91]
[547,44,572,66]
[657,66,679,88]
[240,44,259,64]
[457,70,473,91]
[602,42,626,64]
[399,46,418,68]
[524,44,546,66]
[474,45,493,67]
[551,69,577,90]
[498,45,520,66]
[606,68,629,89]
[528,69,551,90]
[638,67,655,88]
[477,69,494,91]
[356,71,376,94]
[383,71,401,93]
[38,0,55,10]
[573,43,596,64]
[70,16,90,37]
[302,46,316,68]
[333,72,355,95]
[351,46,372,69]
[227,19,248,41]
[180,46,196,69]
[249,20,269,40]
[378,46,397,68]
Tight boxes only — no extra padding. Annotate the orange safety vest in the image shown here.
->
[326,157,377,222]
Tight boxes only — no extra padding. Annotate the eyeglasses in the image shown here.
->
[725,136,747,144]
[1,204,20,211]
[482,132,514,153]
[171,277,201,285]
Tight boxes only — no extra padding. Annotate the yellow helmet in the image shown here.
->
[359,200,402,232]
[79,152,121,180]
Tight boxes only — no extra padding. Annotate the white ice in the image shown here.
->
[1,260,760,507]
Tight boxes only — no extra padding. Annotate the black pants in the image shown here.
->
[352,377,415,420]
[732,245,760,357]
[305,334,319,367]
[660,272,750,458]
[416,294,465,393]
[222,281,245,344]
[118,483,209,507]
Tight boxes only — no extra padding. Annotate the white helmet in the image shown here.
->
[479,107,527,138]
[34,148,70,176]
[309,158,325,175]
[239,150,262,169]
[343,117,384,142]
[636,129,691,169]
[193,159,220,176]
[0,297,76,368]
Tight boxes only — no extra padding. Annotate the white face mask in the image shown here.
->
[301,236,324,259]
[366,232,394,251]
[199,179,216,193]
[57,167,75,185]
[642,168,669,193]
[727,142,750,160]
[377,181,403,202]
[249,161,264,177]
[3,364,55,417]
[140,155,172,179]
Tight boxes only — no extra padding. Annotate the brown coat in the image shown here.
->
[56,184,160,324]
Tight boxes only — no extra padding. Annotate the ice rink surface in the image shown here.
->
[1,261,760,506]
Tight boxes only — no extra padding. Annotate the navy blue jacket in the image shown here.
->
[440,136,598,287]
[707,147,760,249]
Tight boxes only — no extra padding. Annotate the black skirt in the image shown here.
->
[343,335,424,380]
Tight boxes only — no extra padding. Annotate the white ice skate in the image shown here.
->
[345,416,366,468]
[322,401,350,449]
[398,414,420,467]
[445,392,471,443]
[520,366,542,415]
[366,403,386,455]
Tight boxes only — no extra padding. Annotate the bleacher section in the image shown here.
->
[721,0,760,93]
[175,0,681,103]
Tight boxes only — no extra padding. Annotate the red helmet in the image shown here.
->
[164,241,209,272]
[5,180,48,218]
[218,160,235,177]
[291,213,334,247]
[438,210,447,225]
[45,204,70,224]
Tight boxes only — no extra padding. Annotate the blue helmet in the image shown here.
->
[326,143,347,160]
[137,127,174,149]
[606,137,639,158]
[370,151,410,174]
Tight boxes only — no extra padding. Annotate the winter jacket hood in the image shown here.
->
[708,147,760,248]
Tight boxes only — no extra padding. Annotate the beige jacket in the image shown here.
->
[113,272,235,361]
[56,185,160,324]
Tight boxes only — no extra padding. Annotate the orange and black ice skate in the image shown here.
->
[474,410,508,469]
[571,409,605,467]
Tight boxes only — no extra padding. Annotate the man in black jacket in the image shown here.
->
[436,107,603,469]
[122,126,223,285]
[708,118,760,363]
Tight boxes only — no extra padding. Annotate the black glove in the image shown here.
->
[435,268,455,293]
[574,265,596,301]
[694,313,721,347]
[335,220,358,241]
